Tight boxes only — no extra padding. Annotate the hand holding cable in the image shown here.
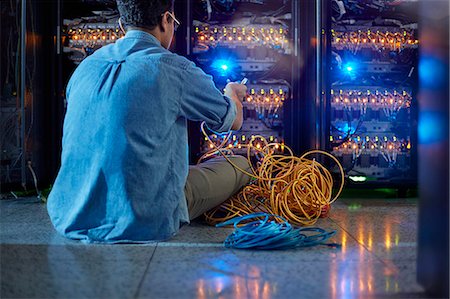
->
[224,80,247,130]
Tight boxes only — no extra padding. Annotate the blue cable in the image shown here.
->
[216,213,340,250]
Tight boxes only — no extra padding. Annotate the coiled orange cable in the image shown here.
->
[199,123,345,226]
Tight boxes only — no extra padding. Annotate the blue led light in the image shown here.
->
[343,62,356,73]
[213,59,232,71]
[211,59,236,77]
[341,123,355,134]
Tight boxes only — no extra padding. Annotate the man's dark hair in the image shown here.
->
[116,0,174,30]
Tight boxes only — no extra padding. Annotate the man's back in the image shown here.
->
[47,30,236,243]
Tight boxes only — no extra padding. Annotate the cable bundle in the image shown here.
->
[217,213,337,249]
[200,123,345,226]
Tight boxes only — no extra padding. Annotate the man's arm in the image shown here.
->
[178,60,245,133]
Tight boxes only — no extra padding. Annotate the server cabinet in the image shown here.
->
[325,0,419,190]
[182,0,295,162]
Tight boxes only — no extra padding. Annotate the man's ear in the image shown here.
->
[160,11,170,33]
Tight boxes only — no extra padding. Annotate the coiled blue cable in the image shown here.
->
[216,213,339,250]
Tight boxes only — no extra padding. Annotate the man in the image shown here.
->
[47,0,251,243]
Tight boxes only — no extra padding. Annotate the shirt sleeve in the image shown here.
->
[179,61,237,133]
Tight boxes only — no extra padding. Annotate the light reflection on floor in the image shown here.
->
[196,265,276,299]
[191,200,420,299]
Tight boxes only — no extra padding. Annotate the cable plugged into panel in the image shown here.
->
[193,22,291,54]
[64,17,122,64]
[201,82,289,154]
[332,28,419,53]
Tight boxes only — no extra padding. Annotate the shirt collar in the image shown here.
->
[124,30,162,46]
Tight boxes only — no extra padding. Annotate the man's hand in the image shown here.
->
[224,82,246,130]
[225,82,247,101]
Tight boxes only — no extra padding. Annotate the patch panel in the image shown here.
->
[244,84,288,118]
[67,26,122,46]
[332,28,418,52]
[201,83,288,154]
[193,22,291,54]
[330,89,411,120]
[201,132,285,155]
[64,17,122,63]
[331,137,411,178]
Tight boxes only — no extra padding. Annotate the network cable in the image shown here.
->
[217,212,339,250]
[199,122,345,226]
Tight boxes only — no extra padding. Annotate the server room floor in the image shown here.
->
[1,195,430,299]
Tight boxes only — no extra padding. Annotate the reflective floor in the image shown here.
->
[1,196,429,299]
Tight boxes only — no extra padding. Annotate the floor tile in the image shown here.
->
[0,202,50,224]
[168,221,234,244]
[137,246,424,299]
[0,197,42,219]
[1,242,156,299]
[0,198,77,245]
[329,199,419,261]
[1,243,156,261]
[0,221,77,245]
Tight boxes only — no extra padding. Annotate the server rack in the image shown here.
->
[182,0,296,163]
[325,0,419,191]
[0,0,63,190]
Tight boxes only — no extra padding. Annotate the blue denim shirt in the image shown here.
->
[47,30,236,243]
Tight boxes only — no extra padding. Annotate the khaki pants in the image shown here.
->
[184,156,252,220]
